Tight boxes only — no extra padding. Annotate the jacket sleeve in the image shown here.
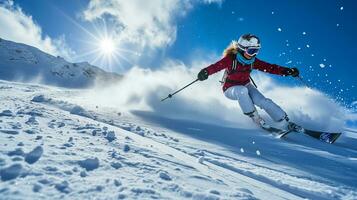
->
[204,55,232,75]
[253,58,289,76]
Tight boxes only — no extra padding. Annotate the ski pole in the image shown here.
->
[161,79,199,102]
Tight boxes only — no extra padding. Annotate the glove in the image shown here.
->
[285,67,299,77]
[197,69,209,81]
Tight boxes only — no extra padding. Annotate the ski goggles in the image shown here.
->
[245,47,260,56]
[237,44,261,57]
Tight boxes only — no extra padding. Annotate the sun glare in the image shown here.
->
[99,38,115,55]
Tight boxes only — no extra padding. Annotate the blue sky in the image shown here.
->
[1,0,356,105]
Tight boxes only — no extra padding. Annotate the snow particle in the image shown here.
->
[306,44,310,48]
[277,28,282,32]
[319,63,326,68]
[240,148,244,153]
[302,32,307,35]
[256,150,261,156]
[340,6,344,11]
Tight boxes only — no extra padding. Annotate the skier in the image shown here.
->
[197,33,299,130]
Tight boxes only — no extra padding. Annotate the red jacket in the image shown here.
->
[205,54,289,91]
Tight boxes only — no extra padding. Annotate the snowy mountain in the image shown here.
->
[0,38,122,88]
[0,80,357,199]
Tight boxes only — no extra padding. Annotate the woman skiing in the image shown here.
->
[197,33,299,129]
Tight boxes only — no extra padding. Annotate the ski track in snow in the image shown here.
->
[0,80,357,200]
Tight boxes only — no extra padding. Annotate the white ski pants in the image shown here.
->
[224,83,286,121]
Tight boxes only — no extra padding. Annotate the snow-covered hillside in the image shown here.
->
[0,80,357,200]
[0,38,122,88]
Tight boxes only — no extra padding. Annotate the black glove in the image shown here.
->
[285,67,299,77]
[197,69,209,81]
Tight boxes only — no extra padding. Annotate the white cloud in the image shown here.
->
[0,0,75,60]
[203,0,224,4]
[82,0,222,49]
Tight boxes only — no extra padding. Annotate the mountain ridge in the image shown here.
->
[0,37,122,88]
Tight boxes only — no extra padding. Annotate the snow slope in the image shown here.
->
[0,38,122,88]
[0,80,357,200]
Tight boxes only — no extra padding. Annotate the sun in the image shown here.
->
[58,13,139,72]
[99,38,115,55]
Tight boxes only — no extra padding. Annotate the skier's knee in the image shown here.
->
[234,87,249,98]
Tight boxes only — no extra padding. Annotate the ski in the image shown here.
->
[259,122,341,144]
[299,128,341,144]
[287,122,342,144]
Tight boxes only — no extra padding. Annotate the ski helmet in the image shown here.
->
[237,34,261,56]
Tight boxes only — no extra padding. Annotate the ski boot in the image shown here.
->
[279,115,304,132]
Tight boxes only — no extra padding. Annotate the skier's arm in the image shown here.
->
[253,58,290,76]
[205,55,231,75]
